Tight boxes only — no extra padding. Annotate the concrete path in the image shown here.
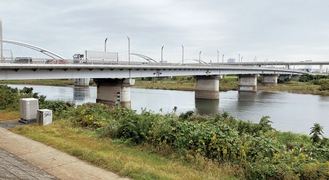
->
[0,127,128,180]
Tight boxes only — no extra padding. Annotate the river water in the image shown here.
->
[8,84,329,136]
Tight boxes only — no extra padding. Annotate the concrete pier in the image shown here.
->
[262,74,278,86]
[195,76,220,100]
[74,78,90,86]
[94,78,135,108]
[238,74,257,92]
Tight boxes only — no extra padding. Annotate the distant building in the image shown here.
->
[227,58,235,63]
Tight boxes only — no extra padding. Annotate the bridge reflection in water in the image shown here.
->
[195,99,219,115]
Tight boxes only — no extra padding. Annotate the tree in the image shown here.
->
[310,123,324,143]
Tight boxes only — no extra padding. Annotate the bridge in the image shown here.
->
[0,19,324,108]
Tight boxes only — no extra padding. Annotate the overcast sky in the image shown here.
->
[1,0,329,63]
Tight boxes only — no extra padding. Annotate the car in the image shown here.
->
[45,59,68,64]
[14,57,32,64]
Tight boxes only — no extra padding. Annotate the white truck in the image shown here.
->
[73,50,118,64]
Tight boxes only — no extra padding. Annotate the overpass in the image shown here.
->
[0,20,314,108]
[0,61,307,108]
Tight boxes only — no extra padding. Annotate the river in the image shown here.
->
[8,84,329,136]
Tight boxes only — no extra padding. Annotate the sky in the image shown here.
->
[1,0,329,63]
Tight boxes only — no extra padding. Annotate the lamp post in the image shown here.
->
[127,36,130,64]
[181,45,184,64]
[104,38,108,52]
[238,53,240,63]
[161,46,164,63]
[222,54,225,63]
[199,51,202,63]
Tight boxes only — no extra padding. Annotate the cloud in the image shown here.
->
[1,0,329,62]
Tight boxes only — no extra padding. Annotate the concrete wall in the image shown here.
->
[74,78,90,86]
[94,78,135,108]
[238,74,257,92]
[195,76,220,99]
[262,74,278,86]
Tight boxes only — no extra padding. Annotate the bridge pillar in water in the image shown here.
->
[238,74,257,92]
[262,74,278,86]
[94,78,135,108]
[195,76,220,100]
[74,78,90,86]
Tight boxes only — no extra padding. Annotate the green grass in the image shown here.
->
[0,110,19,122]
[258,81,329,95]
[0,79,74,86]
[10,120,241,180]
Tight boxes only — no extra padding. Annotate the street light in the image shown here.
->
[127,36,130,64]
[161,46,164,63]
[222,54,225,63]
[104,38,108,52]
[181,45,184,64]
[199,51,202,63]
[238,53,240,63]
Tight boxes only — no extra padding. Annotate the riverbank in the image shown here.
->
[5,102,329,179]
[1,84,329,179]
[1,76,329,96]
[0,79,74,86]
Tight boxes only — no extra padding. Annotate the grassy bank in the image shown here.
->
[0,110,19,122]
[134,76,238,91]
[1,85,329,179]
[0,79,74,86]
[11,120,238,179]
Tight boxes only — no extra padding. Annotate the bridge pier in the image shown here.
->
[195,76,220,100]
[94,78,135,108]
[74,78,90,86]
[262,74,278,86]
[238,74,257,92]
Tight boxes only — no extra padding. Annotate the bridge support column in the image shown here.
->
[74,78,90,86]
[262,74,278,86]
[195,76,220,100]
[238,74,257,92]
[94,78,135,108]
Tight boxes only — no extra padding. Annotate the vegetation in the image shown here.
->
[1,77,329,179]
[135,76,238,91]
[0,79,75,86]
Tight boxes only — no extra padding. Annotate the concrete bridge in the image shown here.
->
[0,19,315,108]
[0,62,306,108]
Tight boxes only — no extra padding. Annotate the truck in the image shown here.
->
[73,50,118,64]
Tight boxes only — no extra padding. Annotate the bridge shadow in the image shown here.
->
[195,99,219,115]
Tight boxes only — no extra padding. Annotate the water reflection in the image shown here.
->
[73,87,91,104]
[195,99,219,115]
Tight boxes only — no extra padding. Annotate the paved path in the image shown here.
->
[0,126,128,180]
[0,147,58,179]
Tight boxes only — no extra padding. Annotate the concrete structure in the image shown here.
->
[238,74,258,92]
[0,127,127,179]
[195,76,220,99]
[94,78,135,108]
[0,18,2,62]
[74,78,90,86]
[262,74,278,86]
